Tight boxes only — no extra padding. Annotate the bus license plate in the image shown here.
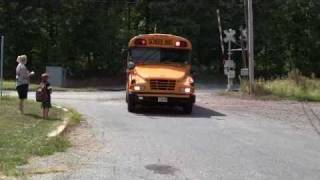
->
[158,97,168,103]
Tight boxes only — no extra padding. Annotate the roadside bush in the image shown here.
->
[240,79,271,96]
[240,70,320,102]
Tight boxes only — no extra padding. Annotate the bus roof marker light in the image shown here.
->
[135,39,147,46]
[175,41,188,47]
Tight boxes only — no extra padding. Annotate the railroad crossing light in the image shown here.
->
[241,29,248,41]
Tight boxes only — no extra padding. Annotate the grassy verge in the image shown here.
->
[2,81,38,91]
[240,71,320,102]
[1,80,114,92]
[0,97,72,176]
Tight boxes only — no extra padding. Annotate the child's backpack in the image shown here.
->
[36,88,45,102]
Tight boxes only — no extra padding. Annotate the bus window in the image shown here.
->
[131,48,190,64]
[131,48,160,63]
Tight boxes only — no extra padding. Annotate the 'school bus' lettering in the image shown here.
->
[148,39,173,46]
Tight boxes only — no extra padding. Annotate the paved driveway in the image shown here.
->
[10,89,320,180]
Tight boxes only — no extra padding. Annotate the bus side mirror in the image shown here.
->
[127,61,135,70]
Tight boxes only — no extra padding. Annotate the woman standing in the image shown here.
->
[16,55,34,114]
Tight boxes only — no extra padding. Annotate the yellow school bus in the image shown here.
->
[126,34,195,114]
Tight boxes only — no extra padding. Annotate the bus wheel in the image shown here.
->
[182,103,193,114]
[128,96,136,113]
[126,92,128,103]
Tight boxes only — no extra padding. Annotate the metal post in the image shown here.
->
[247,0,255,94]
[0,35,4,97]
[216,9,225,62]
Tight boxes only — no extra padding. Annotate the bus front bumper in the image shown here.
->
[128,93,196,105]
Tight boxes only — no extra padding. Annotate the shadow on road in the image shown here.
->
[135,104,225,118]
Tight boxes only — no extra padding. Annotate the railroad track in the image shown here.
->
[302,102,320,136]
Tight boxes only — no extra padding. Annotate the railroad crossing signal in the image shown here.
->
[223,29,236,43]
[223,28,237,92]
[240,29,247,42]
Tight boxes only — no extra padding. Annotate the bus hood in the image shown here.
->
[134,64,189,80]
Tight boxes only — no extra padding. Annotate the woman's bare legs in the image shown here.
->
[19,99,24,114]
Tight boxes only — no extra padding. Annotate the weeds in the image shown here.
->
[241,70,320,102]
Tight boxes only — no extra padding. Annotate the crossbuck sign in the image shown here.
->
[223,29,236,44]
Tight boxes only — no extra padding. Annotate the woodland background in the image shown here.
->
[0,0,319,79]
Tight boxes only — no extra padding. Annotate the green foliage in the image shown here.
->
[255,0,320,77]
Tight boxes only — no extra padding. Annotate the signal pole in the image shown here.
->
[247,0,255,94]
[216,9,225,62]
[0,35,4,97]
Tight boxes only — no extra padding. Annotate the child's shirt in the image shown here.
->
[40,82,52,102]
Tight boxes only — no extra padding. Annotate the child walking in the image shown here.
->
[40,73,52,119]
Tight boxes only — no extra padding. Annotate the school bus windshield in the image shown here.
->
[131,48,191,64]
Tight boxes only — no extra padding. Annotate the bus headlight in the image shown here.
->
[185,87,191,93]
[182,87,192,93]
[134,85,144,91]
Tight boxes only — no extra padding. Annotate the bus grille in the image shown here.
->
[150,80,176,91]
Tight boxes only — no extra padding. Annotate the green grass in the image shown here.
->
[2,81,38,91]
[1,80,104,92]
[262,78,320,101]
[240,73,320,102]
[67,108,82,126]
[0,97,71,176]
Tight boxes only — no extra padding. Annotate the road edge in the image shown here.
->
[47,106,71,138]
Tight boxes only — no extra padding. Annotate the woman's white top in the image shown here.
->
[16,63,29,86]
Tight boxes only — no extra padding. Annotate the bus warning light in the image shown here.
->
[175,41,187,47]
[135,39,147,46]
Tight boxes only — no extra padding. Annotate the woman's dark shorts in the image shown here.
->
[16,84,29,99]
[42,101,52,109]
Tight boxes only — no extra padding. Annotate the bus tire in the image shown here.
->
[127,95,136,113]
[182,103,193,114]
[126,92,128,103]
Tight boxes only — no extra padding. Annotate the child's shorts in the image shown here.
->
[42,101,52,109]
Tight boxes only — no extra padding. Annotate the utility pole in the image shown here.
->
[127,0,137,39]
[128,5,131,39]
[247,0,255,94]
[0,35,4,97]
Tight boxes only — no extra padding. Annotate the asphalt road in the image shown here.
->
[10,88,320,180]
